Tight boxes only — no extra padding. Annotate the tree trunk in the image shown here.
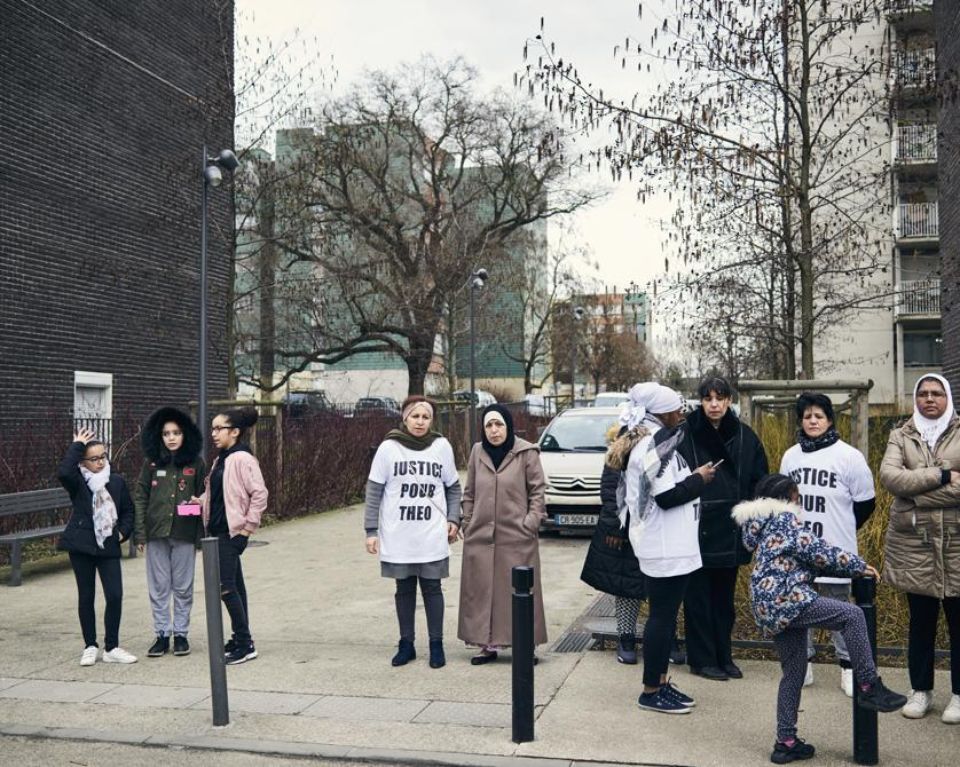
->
[796,0,815,379]
[258,182,277,391]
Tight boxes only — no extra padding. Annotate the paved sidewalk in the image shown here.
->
[1,504,956,766]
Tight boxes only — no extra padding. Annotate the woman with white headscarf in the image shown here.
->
[880,374,960,724]
[621,382,717,714]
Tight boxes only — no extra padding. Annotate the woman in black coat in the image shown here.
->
[581,426,647,664]
[57,428,137,666]
[678,378,768,681]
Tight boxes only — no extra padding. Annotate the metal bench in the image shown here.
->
[0,487,72,586]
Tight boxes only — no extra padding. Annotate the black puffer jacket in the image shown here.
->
[677,407,769,567]
[57,441,134,558]
[580,430,646,599]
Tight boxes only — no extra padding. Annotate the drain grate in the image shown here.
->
[552,631,595,653]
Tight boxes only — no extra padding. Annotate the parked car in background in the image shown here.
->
[591,391,629,408]
[282,391,337,418]
[453,389,497,409]
[537,406,621,532]
[523,393,556,417]
[353,396,402,418]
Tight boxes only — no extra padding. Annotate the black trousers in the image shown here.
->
[642,572,690,687]
[906,592,960,694]
[683,566,738,669]
[69,552,123,651]
[218,534,252,644]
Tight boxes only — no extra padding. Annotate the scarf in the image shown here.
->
[383,426,442,452]
[79,462,118,549]
[912,373,956,451]
[481,404,515,470]
[618,415,687,530]
[797,425,841,453]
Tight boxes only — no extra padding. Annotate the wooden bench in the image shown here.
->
[0,487,72,586]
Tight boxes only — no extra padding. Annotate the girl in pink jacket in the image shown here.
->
[197,406,268,665]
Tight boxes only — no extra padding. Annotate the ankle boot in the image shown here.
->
[617,633,637,665]
[429,639,446,668]
[391,638,416,666]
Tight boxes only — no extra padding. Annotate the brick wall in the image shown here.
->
[938,0,960,391]
[0,0,234,438]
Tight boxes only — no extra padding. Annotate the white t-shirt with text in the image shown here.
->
[368,437,458,564]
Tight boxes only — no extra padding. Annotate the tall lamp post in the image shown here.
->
[469,267,488,446]
[200,146,240,448]
[570,305,585,407]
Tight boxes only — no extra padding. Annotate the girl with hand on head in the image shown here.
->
[364,396,462,670]
[57,428,137,666]
[195,405,268,666]
[133,407,205,659]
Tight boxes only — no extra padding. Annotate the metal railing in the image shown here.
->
[896,48,937,90]
[885,0,934,14]
[896,278,941,316]
[895,124,937,163]
[897,201,939,239]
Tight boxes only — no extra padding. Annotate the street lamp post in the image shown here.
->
[200,146,240,449]
[570,305,584,408]
[468,267,488,446]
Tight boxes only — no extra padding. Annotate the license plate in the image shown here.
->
[554,514,598,526]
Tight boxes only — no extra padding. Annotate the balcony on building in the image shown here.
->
[894,46,937,99]
[895,277,941,320]
[895,200,938,243]
[885,1,935,33]
[893,123,938,178]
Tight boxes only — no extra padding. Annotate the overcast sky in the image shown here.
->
[236,0,674,294]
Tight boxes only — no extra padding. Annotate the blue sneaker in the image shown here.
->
[638,686,692,714]
[663,678,696,707]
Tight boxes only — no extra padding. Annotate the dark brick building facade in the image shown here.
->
[939,0,960,392]
[0,0,234,453]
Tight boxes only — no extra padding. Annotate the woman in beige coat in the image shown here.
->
[880,374,960,724]
[458,405,547,664]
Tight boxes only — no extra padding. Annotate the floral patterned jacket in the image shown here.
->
[731,498,867,635]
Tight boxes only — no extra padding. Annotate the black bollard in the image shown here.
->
[511,565,535,744]
[201,536,230,726]
[852,576,878,766]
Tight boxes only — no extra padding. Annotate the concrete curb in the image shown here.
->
[0,722,693,767]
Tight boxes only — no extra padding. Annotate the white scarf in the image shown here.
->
[619,382,684,430]
[912,373,955,452]
[79,461,118,549]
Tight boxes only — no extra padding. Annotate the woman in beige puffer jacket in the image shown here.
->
[879,374,960,723]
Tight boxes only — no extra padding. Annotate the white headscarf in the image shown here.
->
[912,373,956,451]
[79,460,118,549]
[618,382,684,430]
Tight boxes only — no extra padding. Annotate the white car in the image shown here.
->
[592,391,630,408]
[537,407,622,531]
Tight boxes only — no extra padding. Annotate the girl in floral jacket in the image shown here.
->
[732,474,905,764]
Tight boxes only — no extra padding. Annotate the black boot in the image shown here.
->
[429,639,446,669]
[617,634,637,665]
[391,638,416,667]
[147,635,169,658]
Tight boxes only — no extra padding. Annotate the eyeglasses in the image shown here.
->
[211,425,236,433]
[83,454,108,463]
[916,390,946,400]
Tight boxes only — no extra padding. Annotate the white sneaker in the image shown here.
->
[840,668,854,698]
[942,694,960,724]
[102,647,138,664]
[803,663,814,687]
[901,689,932,719]
[79,646,98,666]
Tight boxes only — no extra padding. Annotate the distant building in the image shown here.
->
[0,1,235,440]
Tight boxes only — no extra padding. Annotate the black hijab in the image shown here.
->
[481,404,515,470]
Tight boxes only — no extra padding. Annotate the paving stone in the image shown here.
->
[299,694,428,722]
[88,683,209,709]
[0,679,117,703]
[0,678,25,691]
[413,700,513,728]
[189,689,321,715]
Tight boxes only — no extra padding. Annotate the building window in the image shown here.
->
[903,332,942,367]
[74,371,113,448]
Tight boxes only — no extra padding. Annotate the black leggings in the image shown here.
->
[906,593,960,694]
[395,576,444,642]
[642,572,690,687]
[69,552,123,651]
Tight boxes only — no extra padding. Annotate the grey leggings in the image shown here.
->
[773,597,877,741]
[395,576,444,642]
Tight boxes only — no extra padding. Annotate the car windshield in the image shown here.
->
[540,415,617,452]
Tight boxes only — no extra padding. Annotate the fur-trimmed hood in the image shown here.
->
[730,497,801,525]
[141,406,203,467]
[605,425,650,470]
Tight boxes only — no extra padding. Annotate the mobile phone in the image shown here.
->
[711,459,725,468]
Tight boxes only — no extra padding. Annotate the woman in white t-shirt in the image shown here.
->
[622,383,716,715]
[779,392,875,697]
[364,396,462,670]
